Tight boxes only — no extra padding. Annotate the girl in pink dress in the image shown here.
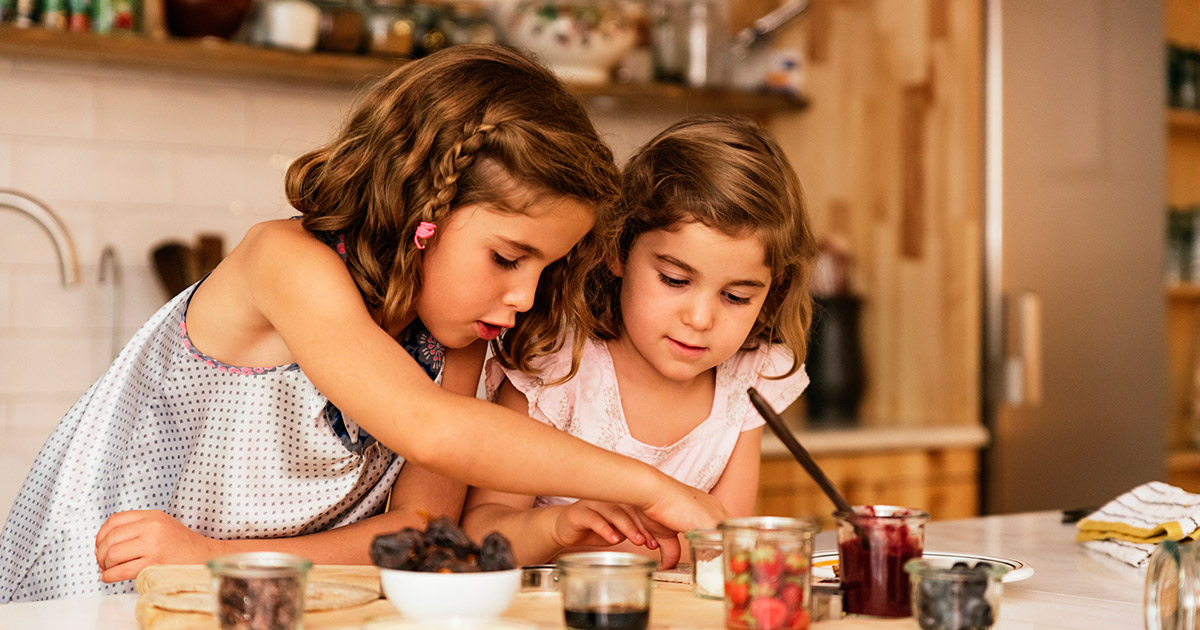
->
[462,115,818,565]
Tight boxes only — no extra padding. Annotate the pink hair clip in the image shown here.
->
[414,221,437,249]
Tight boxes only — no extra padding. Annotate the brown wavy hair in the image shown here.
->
[589,114,816,378]
[285,45,619,378]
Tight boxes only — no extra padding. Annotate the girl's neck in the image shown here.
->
[605,336,716,447]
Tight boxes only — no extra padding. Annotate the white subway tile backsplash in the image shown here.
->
[172,148,288,208]
[13,140,173,205]
[0,72,95,139]
[247,89,351,151]
[0,334,105,396]
[96,82,250,148]
[12,268,108,331]
[0,269,10,329]
[0,140,12,186]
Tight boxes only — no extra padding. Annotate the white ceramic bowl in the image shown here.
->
[497,2,637,85]
[379,567,522,623]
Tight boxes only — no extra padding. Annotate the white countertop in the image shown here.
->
[4,511,1144,629]
[762,423,990,457]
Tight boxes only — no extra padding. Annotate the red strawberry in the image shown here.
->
[728,606,753,630]
[749,596,789,630]
[779,582,803,608]
[751,547,785,588]
[729,550,751,575]
[726,575,751,607]
[787,607,811,630]
[783,551,807,576]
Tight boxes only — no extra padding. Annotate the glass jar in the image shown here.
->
[835,505,930,618]
[556,552,656,630]
[685,528,724,600]
[905,559,1008,630]
[1146,539,1200,630]
[207,552,312,630]
[719,516,819,630]
[364,0,416,57]
[313,0,365,53]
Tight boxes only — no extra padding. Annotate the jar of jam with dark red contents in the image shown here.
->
[835,505,930,618]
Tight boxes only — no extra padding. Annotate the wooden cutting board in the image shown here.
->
[134,564,908,630]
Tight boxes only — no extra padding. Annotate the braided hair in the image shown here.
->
[285,45,619,378]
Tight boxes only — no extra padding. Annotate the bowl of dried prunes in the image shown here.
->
[371,517,521,623]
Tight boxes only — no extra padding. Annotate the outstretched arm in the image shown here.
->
[193,221,727,535]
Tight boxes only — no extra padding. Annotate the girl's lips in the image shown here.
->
[477,321,503,341]
[668,337,705,357]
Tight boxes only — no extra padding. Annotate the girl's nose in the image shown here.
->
[683,296,715,331]
[504,276,538,313]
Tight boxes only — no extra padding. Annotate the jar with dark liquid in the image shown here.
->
[836,505,929,618]
[557,552,656,630]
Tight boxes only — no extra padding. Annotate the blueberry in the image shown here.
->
[952,561,971,570]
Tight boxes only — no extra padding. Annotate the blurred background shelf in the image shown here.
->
[1170,108,1200,134]
[0,25,808,116]
[1170,284,1200,300]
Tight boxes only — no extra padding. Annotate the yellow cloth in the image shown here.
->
[1076,481,1200,545]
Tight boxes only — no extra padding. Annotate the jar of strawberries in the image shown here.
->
[718,516,819,630]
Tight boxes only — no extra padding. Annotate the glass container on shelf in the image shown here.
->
[440,1,496,47]
[364,0,415,57]
[313,0,365,53]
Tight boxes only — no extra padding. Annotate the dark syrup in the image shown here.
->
[564,606,650,630]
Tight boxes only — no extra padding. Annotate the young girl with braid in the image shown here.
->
[0,45,726,603]
[461,115,816,566]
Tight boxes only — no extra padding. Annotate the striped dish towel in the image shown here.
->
[1076,481,1200,567]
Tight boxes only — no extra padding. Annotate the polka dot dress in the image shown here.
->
[0,279,445,603]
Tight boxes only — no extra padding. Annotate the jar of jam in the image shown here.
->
[835,505,930,618]
[719,516,818,630]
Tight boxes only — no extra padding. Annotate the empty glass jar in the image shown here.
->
[1146,539,1200,630]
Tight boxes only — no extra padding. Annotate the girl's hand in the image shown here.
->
[552,501,660,552]
[642,479,731,538]
[94,510,218,583]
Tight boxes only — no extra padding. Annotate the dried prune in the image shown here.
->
[423,516,479,559]
[370,528,425,570]
[370,518,515,573]
[479,532,517,571]
[216,575,303,630]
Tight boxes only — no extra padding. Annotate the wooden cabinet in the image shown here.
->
[754,447,978,529]
[1166,0,1200,486]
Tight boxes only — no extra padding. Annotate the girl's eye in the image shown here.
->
[658,273,687,288]
[725,293,753,305]
[492,253,519,270]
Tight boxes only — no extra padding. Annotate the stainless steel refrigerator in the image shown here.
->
[982,0,1168,514]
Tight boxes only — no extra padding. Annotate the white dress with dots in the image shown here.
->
[0,280,443,603]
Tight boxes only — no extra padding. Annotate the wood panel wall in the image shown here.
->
[735,0,984,427]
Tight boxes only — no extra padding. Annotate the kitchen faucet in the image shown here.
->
[0,188,81,287]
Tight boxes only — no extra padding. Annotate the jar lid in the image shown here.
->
[207,552,312,579]
[718,516,820,535]
[833,505,931,523]
[684,528,722,543]
[556,551,656,576]
[903,558,1009,581]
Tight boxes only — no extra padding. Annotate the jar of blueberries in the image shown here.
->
[904,559,1008,630]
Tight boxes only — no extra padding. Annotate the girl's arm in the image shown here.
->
[707,427,764,517]
[240,222,726,533]
[460,379,663,565]
[93,341,486,582]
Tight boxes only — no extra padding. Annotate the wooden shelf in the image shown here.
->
[1169,108,1200,135]
[1169,284,1200,300]
[0,25,808,116]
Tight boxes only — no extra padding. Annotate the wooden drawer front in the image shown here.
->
[754,448,979,529]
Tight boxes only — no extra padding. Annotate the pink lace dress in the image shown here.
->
[486,336,808,507]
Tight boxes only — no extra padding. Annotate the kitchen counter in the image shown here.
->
[761,423,990,457]
[3,511,1142,629]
